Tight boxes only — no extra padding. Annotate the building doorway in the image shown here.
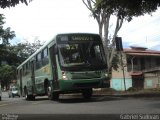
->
[132,74,144,89]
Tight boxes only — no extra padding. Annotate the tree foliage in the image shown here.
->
[0,39,43,88]
[16,39,44,60]
[97,0,160,21]
[0,65,16,89]
[0,14,42,88]
[0,14,15,45]
[0,44,19,66]
[82,0,160,73]
[0,0,32,8]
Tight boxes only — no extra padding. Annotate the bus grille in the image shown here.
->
[74,82,99,88]
[71,72,101,79]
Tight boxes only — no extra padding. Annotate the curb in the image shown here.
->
[93,92,160,98]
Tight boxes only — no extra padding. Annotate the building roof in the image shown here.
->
[129,71,143,76]
[123,47,160,57]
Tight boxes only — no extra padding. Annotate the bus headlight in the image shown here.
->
[62,71,68,80]
[105,73,108,77]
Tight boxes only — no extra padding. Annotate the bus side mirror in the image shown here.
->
[54,45,58,54]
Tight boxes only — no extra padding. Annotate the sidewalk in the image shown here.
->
[93,88,160,98]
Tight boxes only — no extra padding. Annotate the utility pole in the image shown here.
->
[115,37,126,91]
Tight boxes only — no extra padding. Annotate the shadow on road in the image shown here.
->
[34,98,49,101]
[22,95,125,103]
[148,102,160,109]
[15,114,120,120]
[58,95,125,103]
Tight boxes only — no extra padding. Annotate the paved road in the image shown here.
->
[0,92,160,120]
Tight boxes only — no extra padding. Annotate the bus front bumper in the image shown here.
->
[58,77,110,91]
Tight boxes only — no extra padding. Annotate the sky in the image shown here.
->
[0,0,160,50]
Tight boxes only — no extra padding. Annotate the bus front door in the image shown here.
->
[31,60,36,95]
[49,45,59,90]
[19,69,23,96]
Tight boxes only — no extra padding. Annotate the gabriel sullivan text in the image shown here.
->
[120,114,160,120]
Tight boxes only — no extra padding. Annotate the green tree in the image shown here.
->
[0,14,15,45]
[0,13,42,88]
[0,39,43,88]
[0,14,16,66]
[0,65,16,89]
[0,0,32,9]
[82,0,160,72]
[16,38,44,61]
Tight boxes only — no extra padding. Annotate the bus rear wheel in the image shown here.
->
[82,88,93,99]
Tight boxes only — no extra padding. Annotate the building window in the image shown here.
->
[156,58,160,66]
[146,80,152,87]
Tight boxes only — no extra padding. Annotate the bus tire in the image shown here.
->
[44,79,49,95]
[25,91,30,100]
[12,94,14,98]
[47,87,59,100]
[49,93,59,100]
[82,88,93,99]
[47,86,53,100]
[24,87,29,100]
[52,92,59,100]
[26,94,35,101]
[24,87,35,101]
[30,95,35,100]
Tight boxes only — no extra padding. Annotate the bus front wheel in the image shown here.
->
[25,94,35,101]
[82,88,93,99]
[49,92,59,100]
[47,87,59,100]
[24,88,35,101]
[47,87,52,100]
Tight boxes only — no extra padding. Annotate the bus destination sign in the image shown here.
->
[71,36,94,41]
[57,34,101,43]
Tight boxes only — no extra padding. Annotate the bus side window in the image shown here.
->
[36,52,42,69]
[42,48,49,66]
[23,66,25,76]
[17,70,19,79]
[26,62,30,75]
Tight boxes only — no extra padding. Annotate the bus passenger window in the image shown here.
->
[43,48,48,57]
[36,52,42,69]
[25,62,30,75]
[23,66,25,76]
[17,70,19,79]
[42,48,49,65]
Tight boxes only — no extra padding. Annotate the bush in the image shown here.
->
[127,87,138,92]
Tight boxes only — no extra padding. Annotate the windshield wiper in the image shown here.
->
[85,61,91,67]
[86,41,93,55]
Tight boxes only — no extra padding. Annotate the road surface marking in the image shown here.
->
[31,101,44,105]
[0,104,9,107]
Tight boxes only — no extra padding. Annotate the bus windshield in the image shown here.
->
[58,41,107,71]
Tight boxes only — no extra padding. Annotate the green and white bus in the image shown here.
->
[17,33,110,100]
[0,83,1,101]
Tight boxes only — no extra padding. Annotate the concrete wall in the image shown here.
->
[144,72,160,89]
[112,53,160,90]
[112,67,132,91]
[111,78,132,91]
